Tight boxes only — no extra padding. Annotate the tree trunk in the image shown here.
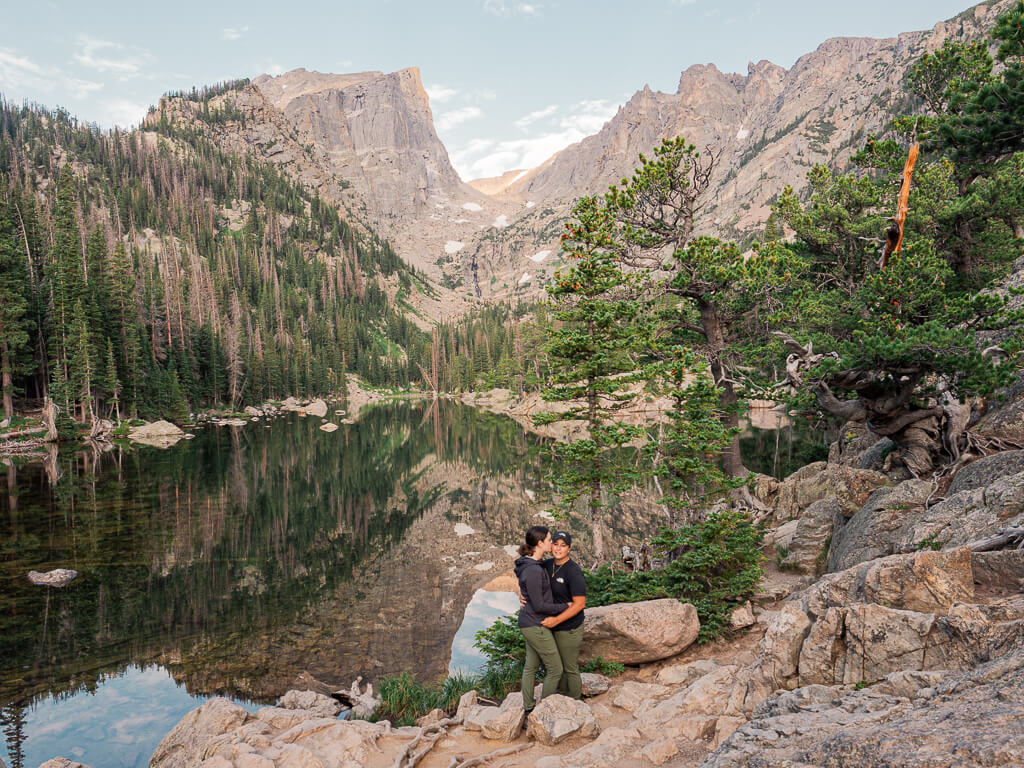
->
[699,300,747,477]
[1,334,13,422]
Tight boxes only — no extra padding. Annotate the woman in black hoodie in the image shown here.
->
[514,525,570,714]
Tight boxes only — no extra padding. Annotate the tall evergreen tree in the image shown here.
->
[535,196,645,563]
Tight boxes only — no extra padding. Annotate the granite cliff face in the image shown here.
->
[505,1,1011,239]
[152,2,1012,305]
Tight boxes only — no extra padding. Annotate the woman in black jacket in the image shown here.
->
[513,525,570,714]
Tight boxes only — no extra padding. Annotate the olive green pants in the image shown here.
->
[520,625,563,711]
[553,625,584,699]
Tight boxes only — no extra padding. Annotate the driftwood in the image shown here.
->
[392,718,457,768]
[968,524,1024,552]
[446,743,533,768]
[0,427,46,441]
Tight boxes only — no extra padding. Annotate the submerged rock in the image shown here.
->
[27,568,78,587]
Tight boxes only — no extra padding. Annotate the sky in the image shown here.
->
[0,0,981,182]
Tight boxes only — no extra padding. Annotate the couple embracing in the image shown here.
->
[513,525,586,716]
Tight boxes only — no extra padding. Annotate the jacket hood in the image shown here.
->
[514,555,537,579]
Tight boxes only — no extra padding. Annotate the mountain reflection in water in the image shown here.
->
[0,401,579,765]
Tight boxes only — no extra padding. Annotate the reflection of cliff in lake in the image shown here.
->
[1,400,674,718]
[0,403,543,706]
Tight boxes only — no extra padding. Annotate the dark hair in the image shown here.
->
[518,525,550,557]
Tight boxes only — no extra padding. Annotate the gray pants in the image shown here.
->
[553,625,584,699]
[520,625,563,711]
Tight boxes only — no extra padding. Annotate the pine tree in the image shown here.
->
[535,195,645,563]
[0,194,31,420]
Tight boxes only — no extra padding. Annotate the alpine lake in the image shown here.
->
[0,399,831,768]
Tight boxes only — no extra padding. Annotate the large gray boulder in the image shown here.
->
[38,761,92,768]
[948,450,1024,495]
[778,497,841,574]
[581,598,699,664]
[827,480,932,571]
[773,462,888,523]
[898,469,1024,552]
[806,548,975,617]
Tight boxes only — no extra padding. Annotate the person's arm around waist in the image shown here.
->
[523,565,568,615]
[542,595,585,628]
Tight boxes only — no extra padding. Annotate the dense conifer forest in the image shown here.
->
[0,86,542,430]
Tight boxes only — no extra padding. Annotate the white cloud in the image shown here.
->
[222,26,249,41]
[0,48,47,94]
[450,99,619,181]
[73,35,149,75]
[515,104,558,130]
[0,47,102,101]
[100,99,150,129]
[437,105,483,131]
[673,0,698,5]
[426,83,458,103]
[483,0,543,16]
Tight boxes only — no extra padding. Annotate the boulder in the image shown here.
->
[464,691,526,741]
[779,497,841,574]
[827,421,889,469]
[899,469,1024,552]
[319,422,339,432]
[971,550,1024,594]
[416,708,447,726]
[455,690,478,723]
[150,698,251,768]
[152,698,396,768]
[827,479,933,571]
[805,548,975,617]
[305,399,328,417]
[701,644,1024,768]
[526,694,600,745]
[773,462,888,523]
[243,406,261,417]
[768,519,799,551]
[277,689,342,717]
[581,598,699,664]
[128,420,185,448]
[948,450,1024,495]
[729,601,755,630]
[579,672,611,696]
[656,658,722,687]
[38,761,92,768]
[27,568,78,587]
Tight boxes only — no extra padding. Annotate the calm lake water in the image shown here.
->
[1,399,824,768]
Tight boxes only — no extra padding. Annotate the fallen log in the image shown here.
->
[968,524,1024,552]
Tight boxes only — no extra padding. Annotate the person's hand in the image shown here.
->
[541,616,558,628]
[520,595,527,608]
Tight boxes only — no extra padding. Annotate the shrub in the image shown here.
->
[587,508,764,642]
[580,657,625,676]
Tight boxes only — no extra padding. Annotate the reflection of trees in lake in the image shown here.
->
[0,402,544,711]
[740,414,838,479]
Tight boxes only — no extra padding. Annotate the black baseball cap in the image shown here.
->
[552,531,572,546]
